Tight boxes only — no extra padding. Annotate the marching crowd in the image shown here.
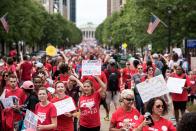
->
[0,43,196,131]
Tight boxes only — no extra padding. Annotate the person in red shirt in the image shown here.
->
[5,74,27,127]
[188,71,196,104]
[35,87,57,131]
[51,81,76,131]
[122,61,138,89]
[170,65,191,122]
[110,89,140,131]
[79,76,106,131]
[19,55,33,82]
[133,97,176,131]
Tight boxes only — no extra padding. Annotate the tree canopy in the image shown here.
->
[0,0,82,48]
[96,0,196,52]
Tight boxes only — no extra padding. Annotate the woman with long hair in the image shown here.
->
[133,97,176,131]
[79,76,106,131]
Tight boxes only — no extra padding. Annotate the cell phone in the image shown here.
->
[144,112,154,127]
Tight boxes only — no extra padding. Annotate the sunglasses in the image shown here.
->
[124,98,134,102]
[138,68,143,70]
[126,64,130,65]
[4,75,8,77]
[155,105,164,109]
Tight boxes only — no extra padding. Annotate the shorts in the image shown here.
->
[106,91,120,106]
[173,101,187,110]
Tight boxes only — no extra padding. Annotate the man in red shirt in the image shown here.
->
[122,61,138,89]
[5,74,27,128]
[19,55,33,83]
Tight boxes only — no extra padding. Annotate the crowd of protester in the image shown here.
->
[0,43,195,131]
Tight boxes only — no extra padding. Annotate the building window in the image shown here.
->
[63,0,67,6]
[42,0,46,4]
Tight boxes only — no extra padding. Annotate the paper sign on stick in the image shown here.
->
[53,97,76,116]
[166,77,186,94]
[0,97,14,108]
[136,75,169,103]
[23,109,38,130]
[82,60,101,76]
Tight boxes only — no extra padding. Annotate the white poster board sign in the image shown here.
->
[82,60,101,76]
[53,97,76,116]
[166,77,186,94]
[23,109,38,130]
[191,57,196,71]
[136,75,169,103]
[0,97,14,108]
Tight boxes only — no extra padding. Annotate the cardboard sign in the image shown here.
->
[167,77,186,94]
[23,109,38,130]
[53,97,76,116]
[0,97,14,108]
[82,60,101,76]
[136,75,169,103]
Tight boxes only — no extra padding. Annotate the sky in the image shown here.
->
[76,0,107,27]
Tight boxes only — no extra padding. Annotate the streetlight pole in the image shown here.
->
[168,7,172,53]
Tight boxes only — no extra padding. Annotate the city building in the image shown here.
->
[79,23,96,40]
[39,0,76,23]
[107,0,126,16]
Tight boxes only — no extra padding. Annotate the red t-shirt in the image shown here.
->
[51,96,74,131]
[170,73,191,101]
[9,50,17,57]
[111,107,140,130]
[55,74,70,83]
[122,68,138,89]
[134,115,176,131]
[45,63,52,72]
[20,61,33,81]
[81,71,107,91]
[5,88,27,122]
[79,91,101,128]
[35,102,57,131]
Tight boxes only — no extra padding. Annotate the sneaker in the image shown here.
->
[104,116,109,121]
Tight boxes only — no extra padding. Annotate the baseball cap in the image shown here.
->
[21,81,34,89]
[152,53,158,58]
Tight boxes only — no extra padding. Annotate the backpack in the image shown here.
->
[108,69,119,97]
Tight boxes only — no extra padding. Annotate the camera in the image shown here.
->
[144,112,154,127]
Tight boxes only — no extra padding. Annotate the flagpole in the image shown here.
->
[150,12,168,28]
[1,12,8,18]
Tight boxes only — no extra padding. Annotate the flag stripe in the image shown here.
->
[147,15,160,34]
[0,14,9,33]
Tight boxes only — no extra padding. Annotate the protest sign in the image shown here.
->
[82,60,101,76]
[0,97,14,108]
[166,77,186,94]
[136,75,169,103]
[23,109,38,130]
[53,97,76,116]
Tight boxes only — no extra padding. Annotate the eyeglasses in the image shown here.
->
[148,69,153,71]
[124,98,134,102]
[155,105,164,109]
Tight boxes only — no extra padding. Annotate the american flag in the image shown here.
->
[147,15,160,34]
[0,13,9,33]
